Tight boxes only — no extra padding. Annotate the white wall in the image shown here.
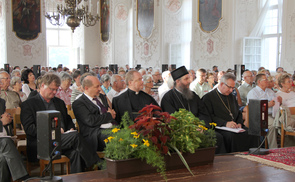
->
[1,0,295,72]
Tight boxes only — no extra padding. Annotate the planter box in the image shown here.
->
[106,147,216,179]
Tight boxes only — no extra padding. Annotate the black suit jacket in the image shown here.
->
[72,94,113,151]
[21,94,75,162]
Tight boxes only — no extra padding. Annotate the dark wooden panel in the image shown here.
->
[32,155,295,182]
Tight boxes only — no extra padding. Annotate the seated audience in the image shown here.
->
[238,71,255,106]
[10,76,27,102]
[72,75,116,152]
[107,74,125,103]
[161,66,226,154]
[276,74,295,107]
[113,70,159,124]
[100,74,112,94]
[247,74,278,148]
[190,68,211,98]
[158,71,174,104]
[70,70,81,91]
[207,72,216,89]
[56,72,72,106]
[28,76,43,99]
[21,69,36,97]
[11,69,21,78]
[188,69,196,82]
[276,67,284,73]
[21,73,101,173]
[0,71,21,108]
[203,73,259,153]
[143,74,160,104]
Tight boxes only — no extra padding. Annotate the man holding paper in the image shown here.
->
[203,73,258,153]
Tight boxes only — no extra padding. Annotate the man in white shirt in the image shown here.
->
[190,68,211,98]
[107,74,125,103]
[247,73,279,148]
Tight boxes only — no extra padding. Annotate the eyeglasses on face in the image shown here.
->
[224,83,235,90]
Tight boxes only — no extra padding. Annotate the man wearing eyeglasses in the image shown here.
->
[203,73,258,153]
[238,71,255,106]
[0,71,21,109]
[21,73,101,173]
[247,73,280,149]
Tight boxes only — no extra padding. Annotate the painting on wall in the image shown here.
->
[12,0,41,40]
[137,0,154,38]
[100,0,110,42]
[198,0,222,32]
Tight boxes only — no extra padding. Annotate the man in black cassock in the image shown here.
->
[202,73,259,153]
[161,66,226,154]
[113,70,158,124]
[21,73,101,173]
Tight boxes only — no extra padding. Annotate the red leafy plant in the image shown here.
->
[129,104,175,154]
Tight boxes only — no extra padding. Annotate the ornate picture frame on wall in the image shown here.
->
[137,0,154,39]
[12,0,41,40]
[100,0,110,42]
[198,0,222,33]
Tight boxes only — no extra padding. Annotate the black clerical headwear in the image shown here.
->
[171,66,188,81]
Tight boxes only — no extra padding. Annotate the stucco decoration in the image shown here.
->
[164,0,182,13]
[193,18,229,69]
[22,44,33,57]
[282,10,295,70]
[0,1,3,19]
[134,0,161,69]
[234,0,257,64]
[115,3,128,22]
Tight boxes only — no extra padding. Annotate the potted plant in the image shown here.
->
[104,104,217,180]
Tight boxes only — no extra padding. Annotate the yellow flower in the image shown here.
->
[108,136,114,141]
[134,134,140,139]
[130,144,138,148]
[104,139,108,143]
[119,138,123,142]
[209,123,217,127]
[203,127,208,130]
[112,128,120,133]
[131,132,138,135]
[143,139,150,147]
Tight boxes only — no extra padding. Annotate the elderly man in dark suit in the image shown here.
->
[21,73,100,173]
[112,70,159,124]
[72,75,116,152]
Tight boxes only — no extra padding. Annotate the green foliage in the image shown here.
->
[170,109,217,153]
[104,112,166,179]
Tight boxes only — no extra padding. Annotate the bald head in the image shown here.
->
[83,76,102,98]
[0,71,11,90]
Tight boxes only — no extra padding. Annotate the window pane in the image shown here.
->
[263,38,277,71]
[47,30,58,46]
[59,30,72,46]
[48,47,71,68]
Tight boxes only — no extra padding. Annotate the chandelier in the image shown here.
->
[45,0,100,32]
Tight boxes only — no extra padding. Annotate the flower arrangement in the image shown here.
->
[103,104,217,180]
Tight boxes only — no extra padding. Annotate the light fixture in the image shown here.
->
[45,0,100,32]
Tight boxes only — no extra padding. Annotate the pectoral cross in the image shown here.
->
[229,112,234,120]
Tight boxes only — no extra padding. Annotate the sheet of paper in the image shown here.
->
[215,126,246,133]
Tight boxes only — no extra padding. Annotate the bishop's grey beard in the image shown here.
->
[178,84,194,100]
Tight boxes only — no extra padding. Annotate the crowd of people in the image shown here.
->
[0,63,294,181]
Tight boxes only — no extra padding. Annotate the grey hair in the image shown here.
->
[100,74,111,83]
[10,76,21,86]
[60,72,72,81]
[111,74,122,85]
[41,70,47,76]
[11,70,21,77]
[220,73,236,83]
[152,69,161,75]
[142,74,153,84]
[138,68,146,75]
